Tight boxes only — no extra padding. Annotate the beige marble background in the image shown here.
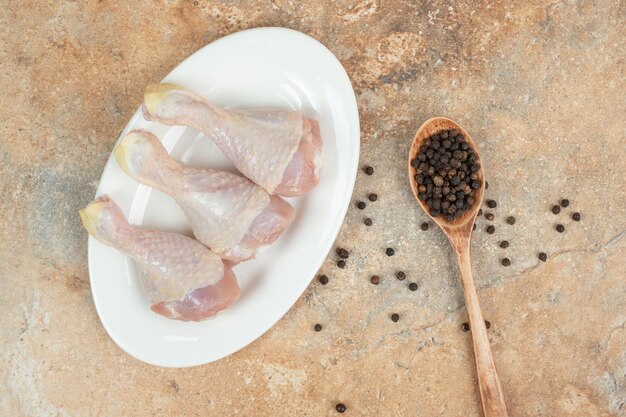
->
[1,1,625,416]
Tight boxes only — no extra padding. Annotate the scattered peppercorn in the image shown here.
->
[391,313,400,322]
[461,322,470,332]
[318,275,329,285]
[473,223,477,231]
[420,222,429,231]
[486,225,495,234]
[487,199,497,208]
[336,403,347,413]
[314,324,322,332]
[538,252,547,262]
[411,129,482,220]
[485,181,489,189]
[485,212,495,221]
[396,271,406,281]
[357,201,366,210]
[364,217,373,226]
[337,260,346,268]
[337,248,349,259]
[501,257,511,267]
[386,248,395,256]
[551,205,561,214]
[485,320,492,329]
[478,209,483,216]
[506,216,516,225]
[364,165,374,175]
[368,193,378,202]
[370,275,380,285]
[409,282,418,291]
[560,199,570,208]
[556,224,565,233]
[499,240,509,249]
[572,212,581,221]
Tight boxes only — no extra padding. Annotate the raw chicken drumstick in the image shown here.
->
[79,195,240,321]
[114,130,295,262]
[142,83,322,196]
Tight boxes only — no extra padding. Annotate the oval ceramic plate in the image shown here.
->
[88,28,359,367]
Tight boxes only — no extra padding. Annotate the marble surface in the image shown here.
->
[1,1,624,416]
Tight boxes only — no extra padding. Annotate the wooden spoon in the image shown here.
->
[408,117,508,417]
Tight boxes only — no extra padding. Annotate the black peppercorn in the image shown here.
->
[560,199,570,208]
[485,320,492,329]
[314,324,322,332]
[551,205,561,215]
[391,313,400,322]
[356,201,366,210]
[572,212,581,221]
[538,252,547,262]
[363,217,373,226]
[318,275,329,285]
[336,403,346,413]
[478,209,483,216]
[486,225,495,234]
[499,240,509,249]
[485,181,489,189]
[556,224,565,233]
[506,216,516,225]
[409,282,418,291]
[420,222,429,231]
[473,223,476,231]
[501,258,511,267]
[337,260,346,268]
[370,275,380,285]
[487,200,497,208]
[396,271,406,281]
[337,248,349,259]
[368,193,378,202]
[461,322,470,332]
[485,213,495,221]
[386,248,395,256]
[364,165,374,175]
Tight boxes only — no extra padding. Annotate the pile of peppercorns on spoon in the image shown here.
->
[411,128,481,221]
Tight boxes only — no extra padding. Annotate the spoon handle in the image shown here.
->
[455,242,509,417]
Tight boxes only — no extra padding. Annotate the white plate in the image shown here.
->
[87,28,360,367]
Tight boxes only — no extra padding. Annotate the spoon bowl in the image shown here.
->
[408,117,508,417]
[408,117,485,234]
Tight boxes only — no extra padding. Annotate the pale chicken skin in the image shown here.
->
[115,130,295,261]
[142,83,322,196]
[79,195,240,321]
